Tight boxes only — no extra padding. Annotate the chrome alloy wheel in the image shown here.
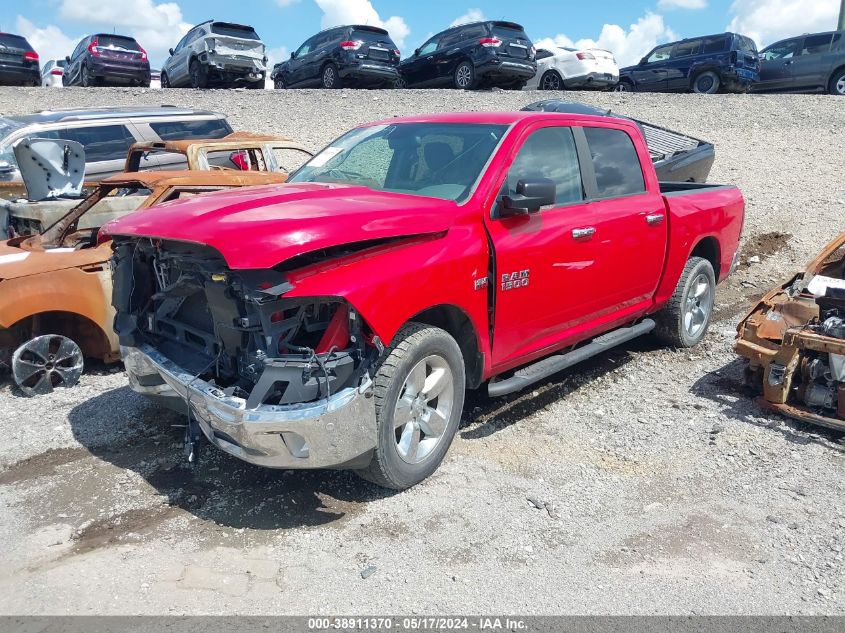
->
[541,72,562,90]
[456,64,472,88]
[12,335,84,397]
[683,274,713,338]
[323,66,336,88]
[393,355,454,464]
[836,75,845,95]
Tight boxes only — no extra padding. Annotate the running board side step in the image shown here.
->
[487,319,656,397]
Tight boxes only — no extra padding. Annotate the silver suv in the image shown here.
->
[161,20,267,89]
[0,106,233,185]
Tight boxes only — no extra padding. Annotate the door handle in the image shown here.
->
[646,213,665,225]
[572,227,596,239]
[426,56,434,61]
[784,60,794,65]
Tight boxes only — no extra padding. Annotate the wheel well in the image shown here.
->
[829,64,845,85]
[410,305,484,389]
[691,237,721,281]
[4,311,112,361]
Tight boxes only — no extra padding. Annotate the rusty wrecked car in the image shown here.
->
[0,169,289,396]
[736,233,845,431]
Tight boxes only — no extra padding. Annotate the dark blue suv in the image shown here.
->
[618,32,759,94]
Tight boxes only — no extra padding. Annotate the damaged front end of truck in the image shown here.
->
[736,233,845,432]
[113,237,381,468]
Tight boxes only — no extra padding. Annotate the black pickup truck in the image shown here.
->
[522,100,715,183]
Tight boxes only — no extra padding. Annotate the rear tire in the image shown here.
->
[828,68,845,95]
[454,61,476,90]
[356,323,465,490]
[273,77,285,89]
[540,70,563,90]
[189,59,208,89]
[160,72,170,88]
[81,65,93,87]
[692,71,720,94]
[653,257,716,348]
[615,79,634,92]
[321,63,342,89]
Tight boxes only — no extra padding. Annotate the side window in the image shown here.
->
[702,36,728,54]
[418,38,439,56]
[149,118,233,141]
[802,33,833,56]
[461,25,486,40]
[762,39,801,60]
[583,127,645,199]
[646,45,673,63]
[672,40,702,58]
[507,127,583,206]
[174,32,190,53]
[56,125,137,162]
[72,40,85,59]
[295,38,312,57]
[439,31,463,49]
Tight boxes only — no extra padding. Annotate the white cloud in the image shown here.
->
[450,8,485,28]
[57,0,192,64]
[266,45,290,68]
[275,0,301,5]
[727,0,839,48]
[657,0,707,9]
[536,12,677,67]
[14,16,79,64]
[313,0,410,48]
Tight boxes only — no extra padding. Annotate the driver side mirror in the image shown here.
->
[500,179,556,217]
[65,56,71,63]
[290,51,296,59]
[414,48,420,57]
[168,48,175,56]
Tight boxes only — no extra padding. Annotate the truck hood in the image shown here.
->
[105,182,460,270]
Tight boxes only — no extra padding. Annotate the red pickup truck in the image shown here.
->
[106,111,744,489]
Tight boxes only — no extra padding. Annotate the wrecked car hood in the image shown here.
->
[0,239,108,280]
[105,182,458,270]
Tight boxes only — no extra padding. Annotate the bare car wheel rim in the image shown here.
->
[541,72,561,90]
[697,75,714,92]
[456,65,471,88]
[323,67,335,87]
[12,335,84,396]
[683,274,712,338]
[393,355,454,465]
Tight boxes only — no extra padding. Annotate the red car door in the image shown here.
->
[484,121,667,373]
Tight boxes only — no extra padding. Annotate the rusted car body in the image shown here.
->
[736,233,845,431]
[124,132,313,174]
[0,170,289,394]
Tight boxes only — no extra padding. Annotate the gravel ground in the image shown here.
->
[0,87,844,615]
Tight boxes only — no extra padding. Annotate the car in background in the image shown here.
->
[41,60,66,87]
[527,46,618,90]
[161,20,267,89]
[0,33,40,86]
[618,32,759,93]
[63,34,150,87]
[0,107,232,187]
[756,30,845,95]
[399,21,537,90]
[150,69,161,89]
[272,25,400,89]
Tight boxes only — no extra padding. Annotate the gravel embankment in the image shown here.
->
[0,87,844,615]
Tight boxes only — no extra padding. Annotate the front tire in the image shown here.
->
[160,72,170,88]
[829,68,845,95]
[653,257,716,348]
[357,323,465,490]
[454,61,476,90]
[540,70,563,90]
[273,77,285,89]
[692,71,720,94]
[81,65,93,87]
[615,79,634,92]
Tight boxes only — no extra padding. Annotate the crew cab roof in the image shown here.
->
[368,110,634,127]
[4,106,225,126]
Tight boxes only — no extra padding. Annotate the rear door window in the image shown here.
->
[149,119,233,141]
[702,36,728,54]
[762,38,801,60]
[583,127,646,199]
[34,125,137,162]
[507,127,584,206]
[802,33,833,55]
[672,40,702,58]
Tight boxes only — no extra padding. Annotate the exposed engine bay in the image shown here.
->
[111,237,378,409]
[736,235,845,431]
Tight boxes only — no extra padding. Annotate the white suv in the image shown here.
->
[0,106,232,184]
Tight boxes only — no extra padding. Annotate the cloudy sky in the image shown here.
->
[2,0,841,69]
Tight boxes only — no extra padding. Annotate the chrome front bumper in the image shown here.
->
[122,345,377,469]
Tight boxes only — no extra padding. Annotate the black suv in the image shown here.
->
[618,32,759,93]
[64,34,151,87]
[0,33,40,87]
[399,21,536,90]
[756,30,845,95]
[272,25,400,89]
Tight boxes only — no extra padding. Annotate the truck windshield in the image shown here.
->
[288,122,509,203]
